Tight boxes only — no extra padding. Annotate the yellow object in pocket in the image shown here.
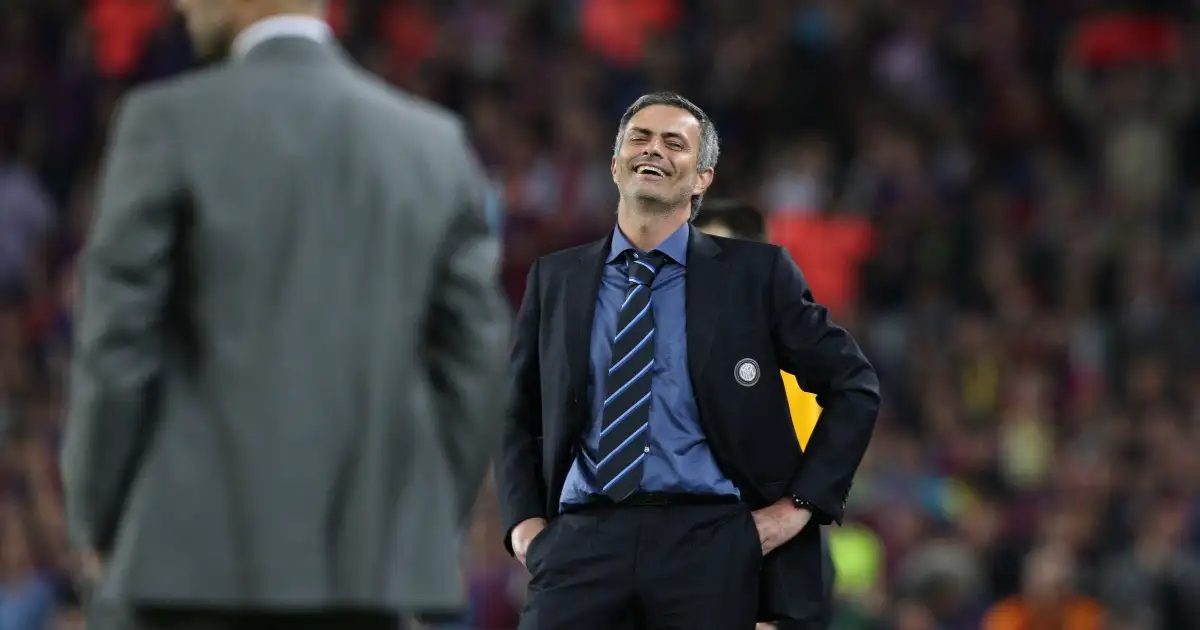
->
[783,371,821,451]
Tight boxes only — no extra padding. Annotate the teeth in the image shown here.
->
[637,166,665,176]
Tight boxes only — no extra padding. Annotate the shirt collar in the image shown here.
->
[232,15,332,59]
[606,222,690,266]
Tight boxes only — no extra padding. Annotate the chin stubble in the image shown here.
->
[630,192,678,215]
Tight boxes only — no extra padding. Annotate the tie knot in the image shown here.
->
[626,251,666,286]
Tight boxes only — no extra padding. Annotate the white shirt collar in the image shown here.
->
[232,15,332,58]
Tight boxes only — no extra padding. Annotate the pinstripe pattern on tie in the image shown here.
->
[595,250,666,500]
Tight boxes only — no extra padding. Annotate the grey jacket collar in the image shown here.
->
[232,15,331,58]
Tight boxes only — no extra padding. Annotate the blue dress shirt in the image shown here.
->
[559,223,739,509]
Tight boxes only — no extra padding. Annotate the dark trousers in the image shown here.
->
[775,615,832,630]
[774,528,836,630]
[519,502,761,630]
[88,606,401,630]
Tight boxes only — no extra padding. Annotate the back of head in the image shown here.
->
[177,0,327,60]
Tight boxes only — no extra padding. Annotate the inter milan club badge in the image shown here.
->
[734,358,760,387]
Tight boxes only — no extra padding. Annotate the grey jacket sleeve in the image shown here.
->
[425,127,510,525]
[62,88,183,552]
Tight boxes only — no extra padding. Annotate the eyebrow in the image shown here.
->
[628,127,688,143]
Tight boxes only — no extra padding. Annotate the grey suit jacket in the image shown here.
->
[61,37,509,614]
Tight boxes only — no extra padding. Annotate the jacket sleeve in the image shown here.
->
[768,247,879,524]
[62,88,182,552]
[425,127,511,526]
[496,260,548,554]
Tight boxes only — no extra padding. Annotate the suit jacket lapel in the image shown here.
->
[563,235,610,433]
[687,229,728,380]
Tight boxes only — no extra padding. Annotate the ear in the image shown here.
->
[611,156,618,184]
[692,168,714,197]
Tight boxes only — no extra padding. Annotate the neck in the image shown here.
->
[616,200,689,251]
[237,3,323,30]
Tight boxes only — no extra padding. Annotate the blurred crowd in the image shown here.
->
[3,0,1200,629]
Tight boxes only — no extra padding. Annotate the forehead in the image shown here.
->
[624,105,701,143]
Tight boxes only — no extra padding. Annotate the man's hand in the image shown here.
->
[751,499,812,556]
[80,550,105,583]
[510,517,547,568]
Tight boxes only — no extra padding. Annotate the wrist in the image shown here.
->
[777,496,814,529]
[789,495,818,513]
[517,516,547,528]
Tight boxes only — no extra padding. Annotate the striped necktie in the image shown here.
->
[596,250,665,501]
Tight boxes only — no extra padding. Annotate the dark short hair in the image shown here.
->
[613,92,720,219]
[693,200,765,242]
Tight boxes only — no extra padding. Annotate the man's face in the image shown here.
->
[176,0,238,60]
[611,104,713,213]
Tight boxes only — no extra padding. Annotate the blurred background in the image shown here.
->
[3,0,1200,629]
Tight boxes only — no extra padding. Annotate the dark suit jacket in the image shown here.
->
[497,228,879,622]
[62,38,509,612]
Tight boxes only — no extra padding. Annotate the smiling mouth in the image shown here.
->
[634,165,667,179]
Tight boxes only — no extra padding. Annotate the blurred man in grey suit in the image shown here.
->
[61,1,509,629]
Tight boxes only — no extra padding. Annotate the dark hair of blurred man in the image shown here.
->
[62,2,508,629]
[692,200,767,242]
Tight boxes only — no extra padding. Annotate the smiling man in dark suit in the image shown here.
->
[497,92,880,629]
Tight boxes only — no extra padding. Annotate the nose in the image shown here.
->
[641,139,664,158]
